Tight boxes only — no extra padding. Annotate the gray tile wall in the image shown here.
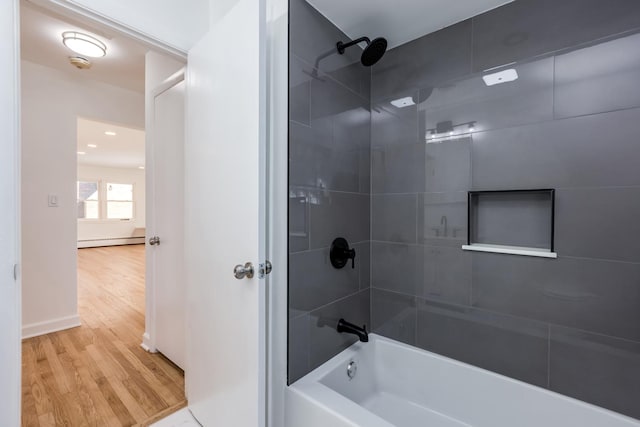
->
[288,0,371,383]
[370,0,640,419]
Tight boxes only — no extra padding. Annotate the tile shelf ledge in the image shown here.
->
[462,243,558,259]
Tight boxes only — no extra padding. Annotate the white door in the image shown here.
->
[185,0,267,424]
[0,1,21,425]
[151,76,186,369]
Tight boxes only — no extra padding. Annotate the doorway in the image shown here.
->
[19,1,187,424]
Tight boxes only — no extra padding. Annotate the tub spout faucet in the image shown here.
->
[337,318,369,342]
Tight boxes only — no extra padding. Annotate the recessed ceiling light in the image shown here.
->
[77,151,86,155]
[87,144,97,148]
[138,166,145,170]
[62,31,106,58]
[104,131,116,136]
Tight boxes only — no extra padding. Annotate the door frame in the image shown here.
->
[2,1,21,424]
[10,0,290,424]
[142,69,186,354]
[265,0,289,424]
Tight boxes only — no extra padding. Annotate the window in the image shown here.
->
[77,181,99,219]
[107,183,134,219]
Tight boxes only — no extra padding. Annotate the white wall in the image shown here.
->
[21,59,144,338]
[65,0,209,52]
[77,164,146,246]
[0,0,21,424]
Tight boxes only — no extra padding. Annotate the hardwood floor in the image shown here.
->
[22,245,186,427]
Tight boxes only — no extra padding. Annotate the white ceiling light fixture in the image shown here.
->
[390,96,416,108]
[482,68,518,86]
[104,131,116,136]
[138,166,145,170]
[77,151,86,155]
[62,31,107,58]
[87,144,97,148]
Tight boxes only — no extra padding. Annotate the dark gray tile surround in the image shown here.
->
[367,0,640,420]
[290,0,640,419]
[288,0,372,383]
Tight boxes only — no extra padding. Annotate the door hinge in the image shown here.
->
[258,260,272,279]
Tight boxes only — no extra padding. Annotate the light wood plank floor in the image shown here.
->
[22,245,186,427]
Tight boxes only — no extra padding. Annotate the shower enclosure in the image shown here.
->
[288,0,640,422]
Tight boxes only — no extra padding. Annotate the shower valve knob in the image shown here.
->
[330,237,356,270]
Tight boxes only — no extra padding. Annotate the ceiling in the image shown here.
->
[77,118,145,169]
[20,1,149,93]
[306,0,514,49]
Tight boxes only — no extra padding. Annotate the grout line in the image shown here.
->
[547,325,552,389]
[291,53,371,104]
[308,288,369,316]
[289,186,371,196]
[552,55,556,119]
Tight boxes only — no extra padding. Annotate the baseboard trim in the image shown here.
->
[141,332,157,353]
[22,314,82,339]
[78,237,145,248]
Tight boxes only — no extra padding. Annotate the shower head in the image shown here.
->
[337,36,388,67]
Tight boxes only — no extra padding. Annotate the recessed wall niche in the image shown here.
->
[462,189,557,258]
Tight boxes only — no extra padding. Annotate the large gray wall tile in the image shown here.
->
[371,93,418,149]
[310,70,369,124]
[419,57,553,136]
[371,20,472,101]
[418,192,467,243]
[425,137,471,193]
[371,194,417,243]
[289,188,309,252]
[357,241,371,289]
[417,299,549,386]
[371,144,425,194]
[289,248,360,315]
[550,326,640,420]
[289,121,331,190]
[371,242,422,296]
[371,288,416,346]
[555,33,640,119]
[555,187,640,263]
[472,253,640,342]
[422,245,472,306]
[472,108,640,190]
[472,0,640,72]
[290,55,311,125]
[309,191,369,249]
[289,0,368,94]
[308,289,370,369]
[288,314,310,384]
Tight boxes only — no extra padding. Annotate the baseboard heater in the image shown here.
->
[77,236,145,248]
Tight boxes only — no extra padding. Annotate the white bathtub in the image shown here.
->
[286,334,640,427]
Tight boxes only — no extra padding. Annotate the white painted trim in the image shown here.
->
[462,244,558,258]
[266,0,289,425]
[78,237,145,248]
[141,332,157,352]
[152,69,186,99]
[7,0,22,424]
[143,71,185,370]
[77,237,145,248]
[22,314,81,339]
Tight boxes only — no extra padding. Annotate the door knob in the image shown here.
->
[149,236,160,246]
[234,262,254,279]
